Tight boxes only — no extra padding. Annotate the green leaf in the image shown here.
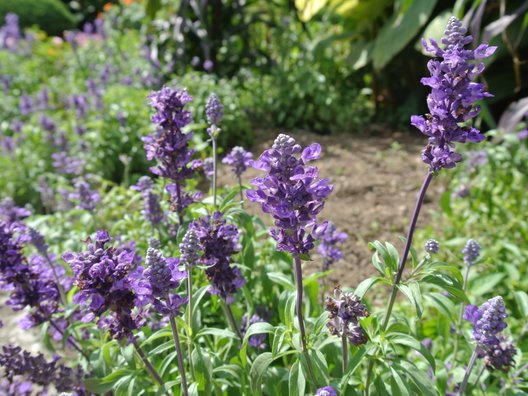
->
[390,366,411,396]
[388,333,436,371]
[243,322,275,347]
[514,291,528,317]
[424,292,456,321]
[250,352,274,395]
[196,327,238,339]
[354,277,382,298]
[288,360,306,396]
[192,347,213,395]
[423,274,468,303]
[397,361,438,396]
[469,273,505,296]
[340,346,368,387]
[267,272,295,290]
[372,0,438,70]
[398,282,423,318]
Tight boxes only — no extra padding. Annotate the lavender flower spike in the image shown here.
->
[205,93,224,127]
[314,221,347,270]
[462,239,480,265]
[247,133,333,254]
[411,17,496,171]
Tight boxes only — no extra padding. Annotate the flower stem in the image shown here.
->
[212,136,218,211]
[174,181,184,226]
[365,171,433,394]
[237,175,244,208]
[132,339,167,394]
[169,314,189,396]
[293,255,317,386]
[185,267,195,380]
[458,348,479,395]
[43,253,67,305]
[49,319,90,363]
[221,299,242,339]
[342,334,348,374]
[452,264,472,375]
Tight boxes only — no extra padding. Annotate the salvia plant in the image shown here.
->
[0,14,527,396]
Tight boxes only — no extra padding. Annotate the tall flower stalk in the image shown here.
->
[189,212,245,338]
[247,133,333,384]
[144,87,199,225]
[365,17,496,394]
[133,239,189,395]
[205,93,224,210]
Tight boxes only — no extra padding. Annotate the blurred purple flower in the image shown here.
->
[222,146,253,177]
[314,221,347,270]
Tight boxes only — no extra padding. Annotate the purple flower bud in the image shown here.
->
[203,157,214,179]
[69,177,100,212]
[27,227,47,255]
[203,59,214,71]
[462,239,480,265]
[314,221,347,270]
[518,129,528,140]
[179,228,200,267]
[205,93,224,126]
[425,239,440,254]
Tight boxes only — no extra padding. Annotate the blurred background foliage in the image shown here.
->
[1,0,527,208]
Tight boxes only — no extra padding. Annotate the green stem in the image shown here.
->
[342,334,348,374]
[293,255,317,386]
[237,175,244,208]
[133,339,168,394]
[452,264,471,377]
[212,135,218,211]
[43,253,67,305]
[169,315,189,396]
[185,266,195,379]
[365,172,433,393]
[458,348,479,395]
[222,299,241,339]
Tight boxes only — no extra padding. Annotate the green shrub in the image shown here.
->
[0,0,76,36]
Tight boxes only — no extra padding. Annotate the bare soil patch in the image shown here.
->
[218,128,442,288]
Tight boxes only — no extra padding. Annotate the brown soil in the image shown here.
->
[218,128,442,288]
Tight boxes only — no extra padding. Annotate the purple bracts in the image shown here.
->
[190,212,245,301]
[325,287,369,346]
[314,221,347,270]
[0,222,62,330]
[411,17,496,171]
[69,177,100,212]
[222,146,253,177]
[63,230,143,340]
[247,134,333,254]
[179,228,200,267]
[464,296,516,371]
[133,241,187,315]
[315,386,337,396]
[0,345,86,394]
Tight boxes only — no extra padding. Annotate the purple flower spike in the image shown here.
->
[315,386,337,396]
[64,231,144,340]
[464,296,516,372]
[69,177,100,212]
[222,146,253,177]
[247,133,333,255]
[189,212,245,302]
[240,313,268,349]
[205,93,224,126]
[462,239,480,265]
[145,87,199,214]
[411,17,496,171]
[132,240,187,315]
[0,197,31,224]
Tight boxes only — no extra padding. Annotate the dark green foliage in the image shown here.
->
[0,0,76,36]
